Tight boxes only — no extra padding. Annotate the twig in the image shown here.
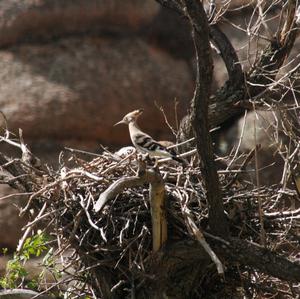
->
[157,148,196,164]
[64,147,103,157]
[20,175,80,215]
[224,145,261,188]
[175,189,224,275]
[0,192,33,201]
[264,207,300,219]
[253,105,266,246]
[155,102,177,137]
[68,169,105,182]
[79,194,107,242]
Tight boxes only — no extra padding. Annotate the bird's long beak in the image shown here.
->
[114,120,126,126]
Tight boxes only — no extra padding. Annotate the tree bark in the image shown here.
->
[183,0,229,238]
[138,237,300,298]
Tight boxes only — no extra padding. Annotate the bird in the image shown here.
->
[114,109,184,164]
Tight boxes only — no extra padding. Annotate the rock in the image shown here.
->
[219,110,286,185]
[0,255,9,276]
[0,0,160,47]
[0,36,193,147]
[0,289,52,299]
[145,7,194,62]
[0,185,29,251]
[204,0,274,10]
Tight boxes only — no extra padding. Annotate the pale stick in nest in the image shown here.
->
[173,189,224,275]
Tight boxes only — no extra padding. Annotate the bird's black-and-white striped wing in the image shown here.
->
[133,134,167,155]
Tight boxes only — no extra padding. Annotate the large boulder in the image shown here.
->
[0,0,160,47]
[218,110,286,185]
[0,185,29,251]
[0,36,193,146]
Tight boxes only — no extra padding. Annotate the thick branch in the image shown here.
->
[217,237,300,282]
[149,170,167,252]
[94,176,143,212]
[209,24,243,87]
[184,0,229,238]
[195,236,300,282]
[142,236,300,298]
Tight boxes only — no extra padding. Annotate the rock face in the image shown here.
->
[0,0,160,46]
[0,0,193,252]
[0,185,29,251]
[0,0,193,149]
[0,289,52,299]
[0,37,192,146]
[218,111,287,186]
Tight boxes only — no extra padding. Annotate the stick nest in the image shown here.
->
[2,144,300,298]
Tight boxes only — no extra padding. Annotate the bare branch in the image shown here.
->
[183,0,229,238]
[249,0,300,94]
[209,24,244,87]
[94,177,145,213]
[175,189,224,275]
[219,237,300,283]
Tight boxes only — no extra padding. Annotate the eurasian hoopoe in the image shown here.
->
[114,109,184,164]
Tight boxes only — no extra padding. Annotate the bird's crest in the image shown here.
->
[114,109,144,126]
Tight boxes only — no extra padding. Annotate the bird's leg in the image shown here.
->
[136,153,146,176]
[136,153,144,161]
[153,158,159,169]
[137,159,146,176]
[141,153,156,167]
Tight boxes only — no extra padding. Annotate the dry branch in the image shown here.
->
[248,0,299,95]
[183,0,229,238]
[174,189,224,275]
[0,132,299,297]
[158,0,300,139]
[165,237,300,283]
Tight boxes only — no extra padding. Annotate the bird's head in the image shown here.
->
[114,109,144,126]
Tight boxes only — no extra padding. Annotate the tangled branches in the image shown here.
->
[0,132,299,298]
